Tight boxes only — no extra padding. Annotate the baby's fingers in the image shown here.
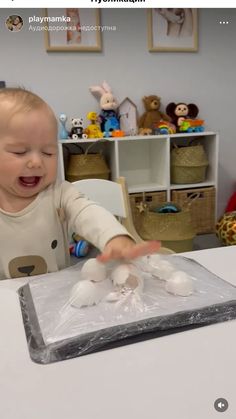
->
[97,248,119,263]
[119,241,161,260]
[97,241,160,263]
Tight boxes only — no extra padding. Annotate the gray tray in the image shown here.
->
[19,256,236,364]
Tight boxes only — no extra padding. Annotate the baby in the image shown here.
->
[0,88,159,280]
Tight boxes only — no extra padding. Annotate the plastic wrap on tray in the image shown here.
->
[18,255,236,364]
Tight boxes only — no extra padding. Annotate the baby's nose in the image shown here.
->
[27,153,42,168]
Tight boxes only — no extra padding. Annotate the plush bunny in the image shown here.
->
[89,81,120,136]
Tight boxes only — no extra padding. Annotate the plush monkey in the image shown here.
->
[166,102,199,129]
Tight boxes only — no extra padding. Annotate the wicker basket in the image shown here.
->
[171,144,208,184]
[129,191,167,233]
[138,207,196,253]
[171,187,216,234]
[66,144,110,182]
[131,191,196,252]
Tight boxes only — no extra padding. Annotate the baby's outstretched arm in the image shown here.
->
[97,236,160,263]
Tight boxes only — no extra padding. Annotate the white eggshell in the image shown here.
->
[142,254,160,272]
[111,264,144,295]
[165,271,194,296]
[149,260,175,281]
[111,264,130,286]
[105,291,121,302]
[81,258,107,282]
[70,280,105,308]
[148,254,162,265]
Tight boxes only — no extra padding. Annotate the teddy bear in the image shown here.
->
[166,102,199,131]
[138,95,171,134]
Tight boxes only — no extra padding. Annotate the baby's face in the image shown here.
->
[0,107,58,201]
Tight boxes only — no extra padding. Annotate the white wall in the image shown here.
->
[0,8,235,216]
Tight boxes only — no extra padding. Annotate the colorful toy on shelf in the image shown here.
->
[166,102,200,132]
[84,111,103,139]
[179,119,205,133]
[89,81,120,138]
[111,129,125,137]
[69,118,88,140]
[153,120,176,135]
[138,128,152,136]
[103,116,120,137]
[59,113,69,139]
[138,95,170,134]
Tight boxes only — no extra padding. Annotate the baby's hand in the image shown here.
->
[97,236,160,263]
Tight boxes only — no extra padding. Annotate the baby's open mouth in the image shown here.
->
[19,176,41,187]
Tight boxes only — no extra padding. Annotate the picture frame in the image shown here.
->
[44,9,102,52]
[148,9,198,52]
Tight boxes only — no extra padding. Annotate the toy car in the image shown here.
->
[179,119,205,133]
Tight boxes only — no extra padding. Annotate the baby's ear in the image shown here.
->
[102,81,112,93]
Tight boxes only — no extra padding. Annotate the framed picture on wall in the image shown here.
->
[44,9,102,52]
[148,9,198,52]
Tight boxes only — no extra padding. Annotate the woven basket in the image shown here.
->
[66,144,110,182]
[171,144,208,184]
[171,187,216,234]
[136,194,197,253]
[129,191,167,233]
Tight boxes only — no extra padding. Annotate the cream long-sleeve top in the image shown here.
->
[0,181,130,280]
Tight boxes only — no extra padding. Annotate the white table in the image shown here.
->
[1,246,236,419]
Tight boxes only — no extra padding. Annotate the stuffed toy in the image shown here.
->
[139,128,152,136]
[166,102,199,130]
[89,81,120,137]
[69,118,87,140]
[84,111,103,139]
[138,95,170,134]
[216,212,236,246]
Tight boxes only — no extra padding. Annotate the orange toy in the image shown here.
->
[111,130,125,137]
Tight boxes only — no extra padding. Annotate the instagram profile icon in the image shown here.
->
[5,15,23,32]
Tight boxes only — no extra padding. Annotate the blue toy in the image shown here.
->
[59,113,69,139]
[103,115,120,137]
[154,203,180,213]
[69,240,90,258]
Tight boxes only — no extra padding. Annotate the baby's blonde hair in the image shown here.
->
[0,87,57,128]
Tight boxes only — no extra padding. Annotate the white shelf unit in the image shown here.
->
[58,131,219,200]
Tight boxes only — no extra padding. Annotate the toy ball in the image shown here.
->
[69,240,90,257]
[216,211,236,245]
